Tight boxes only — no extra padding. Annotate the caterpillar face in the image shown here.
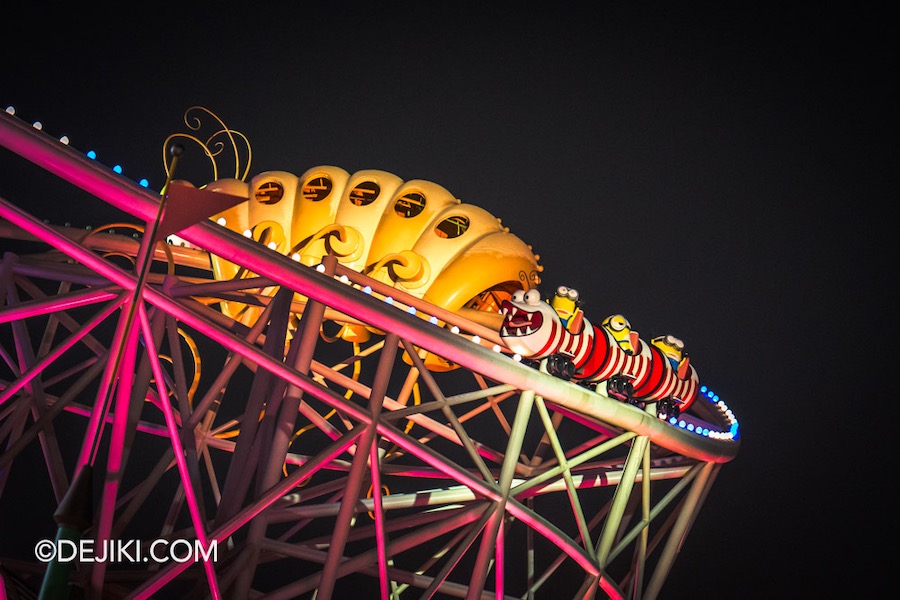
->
[499,289,560,358]
[205,166,543,329]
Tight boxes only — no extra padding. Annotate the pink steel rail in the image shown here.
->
[0,111,739,599]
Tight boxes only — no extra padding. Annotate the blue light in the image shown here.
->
[139,179,149,187]
[700,385,708,393]
[429,316,438,325]
[86,150,97,159]
[362,285,372,294]
[113,165,123,174]
[407,306,416,315]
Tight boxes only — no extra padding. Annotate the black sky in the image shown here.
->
[1,3,894,598]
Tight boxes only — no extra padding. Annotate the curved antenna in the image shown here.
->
[162,106,252,182]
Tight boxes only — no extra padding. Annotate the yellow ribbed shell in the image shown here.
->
[206,167,543,360]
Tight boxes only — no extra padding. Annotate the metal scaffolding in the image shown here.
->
[0,111,739,599]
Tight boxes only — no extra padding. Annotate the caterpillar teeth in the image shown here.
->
[502,324,533,336]
[500,302,543,338]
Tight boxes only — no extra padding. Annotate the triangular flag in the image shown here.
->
[153,181,247,240]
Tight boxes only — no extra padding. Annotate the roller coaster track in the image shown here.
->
[0,111,739,599]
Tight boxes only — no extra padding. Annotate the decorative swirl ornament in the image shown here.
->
[162,107,252,184]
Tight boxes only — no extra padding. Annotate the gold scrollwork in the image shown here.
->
[162,106,252,184]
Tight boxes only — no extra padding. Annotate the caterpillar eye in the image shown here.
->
[512,289,526,303]
[524,289,541,305]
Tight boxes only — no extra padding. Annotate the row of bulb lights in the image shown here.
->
[5,106,153,189]
[669,385,739,440]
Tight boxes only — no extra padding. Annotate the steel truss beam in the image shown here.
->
[0,110,738,599]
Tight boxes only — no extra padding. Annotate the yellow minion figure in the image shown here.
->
[550,285,584,334]
[651,334,691,380]
[601,314,640,355]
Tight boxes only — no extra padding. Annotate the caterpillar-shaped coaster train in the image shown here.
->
[499,286,698,420]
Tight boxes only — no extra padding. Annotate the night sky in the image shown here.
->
[1,4,893,598]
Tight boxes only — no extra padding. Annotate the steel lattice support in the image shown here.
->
[0,110,738,599]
